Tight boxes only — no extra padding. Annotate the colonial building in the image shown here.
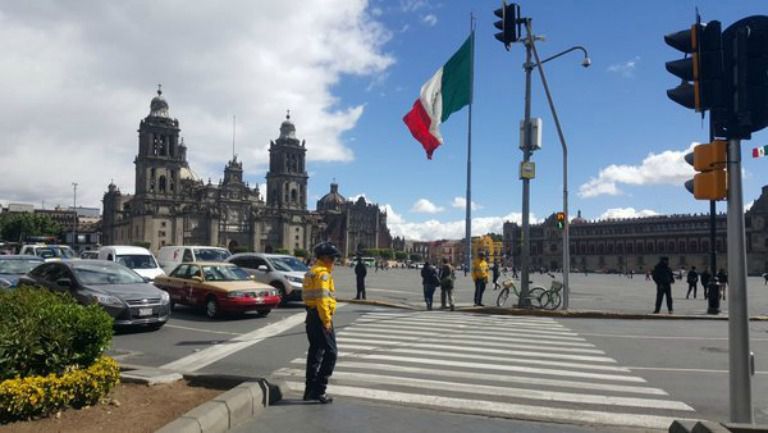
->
[102,89,389,254]
[503,185,768,275]
[316,182,392,257]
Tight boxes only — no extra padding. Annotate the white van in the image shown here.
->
[98,245,165,281]
[156,246,232,275]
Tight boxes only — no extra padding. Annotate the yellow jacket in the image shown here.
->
[302,262,337,329]
[472,259,489,282]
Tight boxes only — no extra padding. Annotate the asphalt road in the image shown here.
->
[109,298,768,431]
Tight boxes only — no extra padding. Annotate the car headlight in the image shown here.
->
[160,290,170,303]
[92,294,124,307]
[286,276,303,284]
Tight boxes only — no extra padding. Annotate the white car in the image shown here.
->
[227,253,308,302]
[19,244,76,261]
[98,245,165,281]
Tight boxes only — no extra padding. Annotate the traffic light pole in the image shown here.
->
[518,22,533,308]
[726,138,753,423]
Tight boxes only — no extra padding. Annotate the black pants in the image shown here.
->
[356,277,366,299]
[686,282,697,299]
[305,308,337,396]
[474,279,486,305]
[654,285,673,313]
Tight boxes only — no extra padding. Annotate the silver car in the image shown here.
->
[227,253,308,302]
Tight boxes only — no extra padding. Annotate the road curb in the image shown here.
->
[339,298,768,320]
[154,377,280,433]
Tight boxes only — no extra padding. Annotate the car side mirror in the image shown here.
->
[192,276,203,283]
[56,278,72,289]
[257,265,268,272]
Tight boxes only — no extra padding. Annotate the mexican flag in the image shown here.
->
[403,34,473,159]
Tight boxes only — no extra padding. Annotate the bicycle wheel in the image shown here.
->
[528,287,547,308]
[546,292,562,310]
[496,288,510,307]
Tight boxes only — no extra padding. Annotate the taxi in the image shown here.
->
[154,261,281,319]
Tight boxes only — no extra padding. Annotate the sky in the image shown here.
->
[0,0,766,241]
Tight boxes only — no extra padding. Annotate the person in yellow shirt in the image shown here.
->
[302,241,341,404]
[472,252,489,306]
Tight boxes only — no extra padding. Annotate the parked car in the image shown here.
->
[227,253,308,302]
[156,246,232,275]
[19,260,170,329]
[98,245,165,281]
[153,262,280,319]
[19,244,76,261]
[80,250,99,260]
[0,255,45,288]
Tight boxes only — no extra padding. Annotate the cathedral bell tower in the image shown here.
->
[134,86,189,199]
[266,112,308,210]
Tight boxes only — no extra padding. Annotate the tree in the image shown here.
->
[0,213,61,242]
[409,253,423,262]
[274,248,290,255]
[363,248,379,257]
[379,248,394,260]
[487,233,503,242]
[395,251,408,261]
[294,248,308,258]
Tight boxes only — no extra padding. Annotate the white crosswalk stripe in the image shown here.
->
[272,310,697,430]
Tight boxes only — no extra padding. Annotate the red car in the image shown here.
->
[153,262,281,318]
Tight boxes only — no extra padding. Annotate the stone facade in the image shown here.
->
[503,185,768,275]
[102,89,388,254]
[315,183,392,258]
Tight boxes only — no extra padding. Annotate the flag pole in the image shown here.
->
[465,15,476,275]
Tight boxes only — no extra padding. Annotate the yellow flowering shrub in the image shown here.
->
[0,355,119,423]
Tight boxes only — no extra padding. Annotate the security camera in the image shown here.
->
[581,57,592,68]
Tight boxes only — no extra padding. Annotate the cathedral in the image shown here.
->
[102,88,391,256]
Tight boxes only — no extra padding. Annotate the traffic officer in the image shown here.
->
[472,251,489,306]
[302,241,341,404]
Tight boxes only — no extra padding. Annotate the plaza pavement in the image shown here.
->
[330,266,768,317]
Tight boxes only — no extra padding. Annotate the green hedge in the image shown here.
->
[0,287,113,381]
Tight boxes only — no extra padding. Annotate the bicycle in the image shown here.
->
[539,280,564,310]
[495,277,547,308]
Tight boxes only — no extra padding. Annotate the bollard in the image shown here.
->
[707,282,721,314]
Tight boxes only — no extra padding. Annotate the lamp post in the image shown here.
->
[528,38,590,310]
[72,182,78,251]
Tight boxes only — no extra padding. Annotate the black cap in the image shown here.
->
[314,241,341,258]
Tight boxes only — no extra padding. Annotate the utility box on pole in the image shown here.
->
[519,118,542,150]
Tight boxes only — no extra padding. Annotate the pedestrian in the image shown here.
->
[438,257,456,311]
[420,261,440,310]
[491,260,500,290]
[512,267,518,279]
[472,252,489,306]
[652,256,675,314]
[354,255,367,300]
[645,270,651,281]
[717,268,728,300]
[700,268,712,298]
[629,269,634,279]
[301,241,341,404]
[686,266,699,299]
[763,272,768,285]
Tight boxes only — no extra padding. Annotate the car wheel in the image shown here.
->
[256,309,271,317]
[205,296,220,319]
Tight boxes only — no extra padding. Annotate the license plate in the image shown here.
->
[138,308,153,317]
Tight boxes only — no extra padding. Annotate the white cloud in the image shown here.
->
[579,143,697,198]
[348,193,368,203]
[451,196,480,211]
[411,198,444,214]
[382,204,538,241]
[0,2,394,209]
[599,208,659,220]
[607,56,640,78]
[400,0,430,12]
[422,14,438,26]
[746,200,755,211]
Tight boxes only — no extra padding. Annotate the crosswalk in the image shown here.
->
[272,310,696,430]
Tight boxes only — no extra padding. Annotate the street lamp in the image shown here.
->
[72,182,78,251]
[529,40,591,310]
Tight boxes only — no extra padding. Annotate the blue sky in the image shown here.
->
[0,0,765,241]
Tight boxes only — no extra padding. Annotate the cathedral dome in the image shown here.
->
[149,87,170,118]
[317,183,346,211]
[279,111,296,139]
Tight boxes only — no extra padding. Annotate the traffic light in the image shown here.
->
[556,212,566,230]
[665,20,723,112]
[493,1,520,50]
[684,140,727,200]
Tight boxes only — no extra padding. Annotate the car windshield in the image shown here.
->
[116,254,158,269]
[195,249,231,262]
[201,265,250,282]
[269,256,309,272]
[0,259,43,274]
[73,262,145,285]
[34,246,75,259]
[52,246,76,258]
